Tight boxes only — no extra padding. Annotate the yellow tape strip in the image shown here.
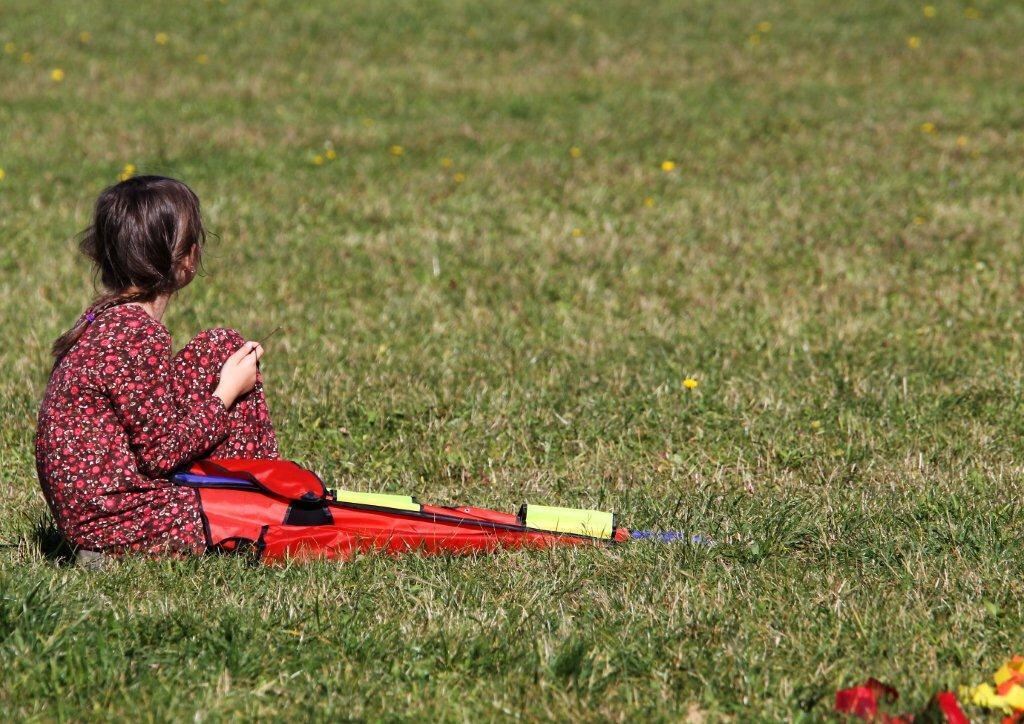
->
[334,490,421,512]
[523,504,614,540]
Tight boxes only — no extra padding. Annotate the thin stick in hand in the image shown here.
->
[255,326,282,346]
[248,326,282,355]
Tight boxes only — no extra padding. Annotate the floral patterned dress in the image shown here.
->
[35,304,278,554]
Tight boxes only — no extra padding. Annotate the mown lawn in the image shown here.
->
[3,0,1024,719]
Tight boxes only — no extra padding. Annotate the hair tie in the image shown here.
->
[85,312,96,324]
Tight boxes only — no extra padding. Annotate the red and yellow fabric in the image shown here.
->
[180,458,629,562]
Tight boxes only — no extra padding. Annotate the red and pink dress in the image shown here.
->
[35,304,277,554]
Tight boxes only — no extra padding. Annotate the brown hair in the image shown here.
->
[52,176,207,359]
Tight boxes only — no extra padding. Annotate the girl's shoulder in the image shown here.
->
[88,304,170,348]
[93,303,163,327]
[50,305,170,386]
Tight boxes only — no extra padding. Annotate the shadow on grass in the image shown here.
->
[32,515,77,566]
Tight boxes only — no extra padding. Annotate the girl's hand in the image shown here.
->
[213,341,264,408]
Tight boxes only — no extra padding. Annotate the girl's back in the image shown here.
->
[37,303,212,554]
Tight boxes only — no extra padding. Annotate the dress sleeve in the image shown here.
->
[100,317,231,477]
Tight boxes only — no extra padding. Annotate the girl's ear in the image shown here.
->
[175,244,202,287]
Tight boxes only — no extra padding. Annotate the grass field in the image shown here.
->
[3,0,1024,719]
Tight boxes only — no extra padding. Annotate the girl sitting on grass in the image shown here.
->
[36,176,278,555]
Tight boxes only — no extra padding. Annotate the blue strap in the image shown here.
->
[630,531,715,546]
[171,472,259,488]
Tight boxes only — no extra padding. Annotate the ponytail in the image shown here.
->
[51,289,148,360]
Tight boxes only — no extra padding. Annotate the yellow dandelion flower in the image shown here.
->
[325,148,337,160]
[571,228,583,238]
[643,197,655,208]
[964,7,980,19]
[907,36,921,49]
[810,420,822,429]
[661,160,676,172]
[956,135,968,148]
[389,145,404,157]
[756,21,772,33]
[569,146,582,158]
[20,51,32,63]
[748,33,761,46]
[79,31,92,43]
[440,157,454,168]
[920,122,936,134]
[312,155,325,166]
[923,5,937,17]
[683,378,699,390]
[0,168,5,181]
[119,163,136,181]
[453,172,466,183]
[50,68,65,82]
[3,41,15,54]
[195,53,209,64]
[155,32,170,45]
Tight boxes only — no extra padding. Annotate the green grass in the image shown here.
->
[3,0,1024,719]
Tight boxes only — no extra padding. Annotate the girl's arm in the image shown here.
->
[103,322,231,477]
